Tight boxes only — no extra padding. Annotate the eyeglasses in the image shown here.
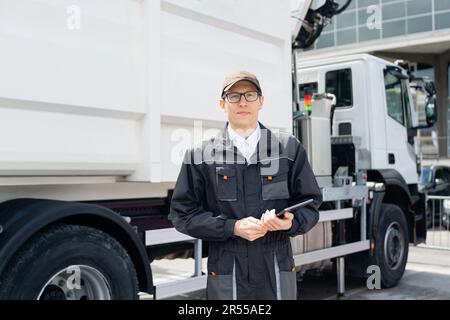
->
[223,91,260,103]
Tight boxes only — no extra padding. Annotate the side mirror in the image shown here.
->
[426,97,437,126]
[410,78,438,129]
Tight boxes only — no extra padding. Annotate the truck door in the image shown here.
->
[383,68,418,184]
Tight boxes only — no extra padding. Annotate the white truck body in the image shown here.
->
[0,0,292,201]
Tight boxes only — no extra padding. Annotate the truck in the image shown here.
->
[0,0,434,300]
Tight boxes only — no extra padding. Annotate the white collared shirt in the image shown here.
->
[227,124,261,162]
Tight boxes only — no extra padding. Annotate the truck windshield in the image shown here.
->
[384,70,413,130]
[384,72,405,126]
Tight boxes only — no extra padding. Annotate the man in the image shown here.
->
[169,71,322,300]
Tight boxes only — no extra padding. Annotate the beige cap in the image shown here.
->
[221,70,262,98]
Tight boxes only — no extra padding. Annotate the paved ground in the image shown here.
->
[148,244,450,300]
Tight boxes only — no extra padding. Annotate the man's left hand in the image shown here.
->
[261,209,293,231]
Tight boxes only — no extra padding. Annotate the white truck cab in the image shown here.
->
[296,54,436,185]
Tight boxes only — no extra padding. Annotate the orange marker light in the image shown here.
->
[268,176,273,181]
[223,175,228,181]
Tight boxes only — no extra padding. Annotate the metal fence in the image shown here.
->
[423,195,450,250]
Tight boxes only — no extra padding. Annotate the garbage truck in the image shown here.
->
[0,0,435,300]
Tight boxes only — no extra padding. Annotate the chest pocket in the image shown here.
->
[260,162,290,200]
[216,167,237,201]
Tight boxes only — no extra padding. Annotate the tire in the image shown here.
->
[372,204,409,288]
[0,224,139,300]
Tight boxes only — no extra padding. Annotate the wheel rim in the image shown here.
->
[383,222,405,270]
[37,265,112,300]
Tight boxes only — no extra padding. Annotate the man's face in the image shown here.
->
[220,81,264,128]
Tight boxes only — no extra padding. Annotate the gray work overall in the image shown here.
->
[169,122,322,300]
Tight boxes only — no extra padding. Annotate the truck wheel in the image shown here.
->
[0,224,139,300]
[373,204,409,288]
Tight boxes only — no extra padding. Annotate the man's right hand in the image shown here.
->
[234,217,268,241]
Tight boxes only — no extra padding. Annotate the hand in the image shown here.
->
[234,216,268,241]
[261,209,294,232]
